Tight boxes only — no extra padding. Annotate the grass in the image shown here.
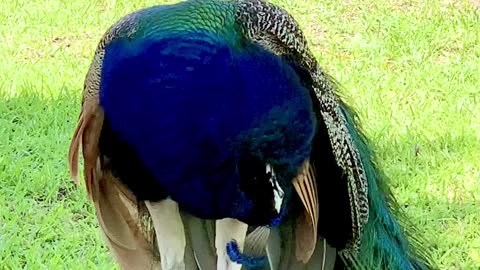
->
[0,0,478,269]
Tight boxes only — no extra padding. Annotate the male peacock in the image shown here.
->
[68,0,434,269]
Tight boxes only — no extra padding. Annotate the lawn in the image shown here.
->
[0,0,479,269]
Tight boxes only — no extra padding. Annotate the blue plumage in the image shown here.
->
[100,32,316,223]
[67,1,435,269]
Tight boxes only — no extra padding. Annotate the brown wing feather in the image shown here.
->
[292,161,319,262]
[69,101,162,267]
[67,101,103,199]
[94,171,160,269]
[81,106,104,198]
[68,111,85,185]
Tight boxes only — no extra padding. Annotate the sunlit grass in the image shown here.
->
[0,0,478,269]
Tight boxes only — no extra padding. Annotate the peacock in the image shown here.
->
[68,0,435,269]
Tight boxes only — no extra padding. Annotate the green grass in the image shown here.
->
[0,0,478,269]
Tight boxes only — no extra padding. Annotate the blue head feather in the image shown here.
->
[100,31,316,223]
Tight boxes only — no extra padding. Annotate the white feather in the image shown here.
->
[266,164,284,213]
[145,199,186,270]
[215,218,248,270]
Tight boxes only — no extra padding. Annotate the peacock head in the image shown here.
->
[229,106,316,226]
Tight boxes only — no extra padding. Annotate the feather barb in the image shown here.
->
[292,160,319,262]
[67,101,103,199]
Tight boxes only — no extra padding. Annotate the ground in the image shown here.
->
[0,0,479,269]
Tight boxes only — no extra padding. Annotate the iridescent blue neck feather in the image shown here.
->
[99,31,316,223]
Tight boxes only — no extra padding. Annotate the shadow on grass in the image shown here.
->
[0,91,116,269]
